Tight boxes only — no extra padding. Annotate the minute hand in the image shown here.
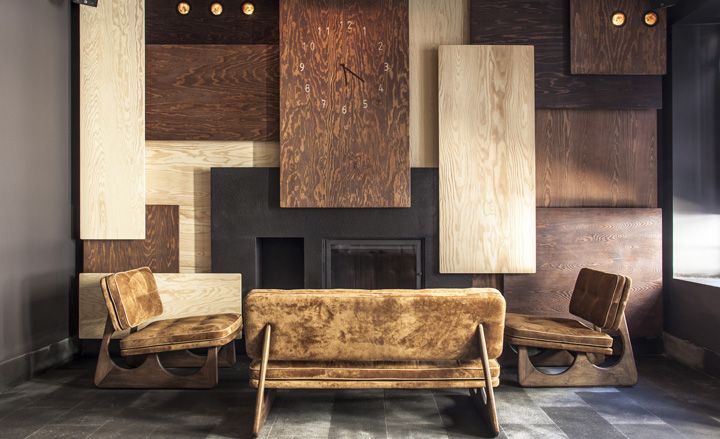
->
[343,64,365,83]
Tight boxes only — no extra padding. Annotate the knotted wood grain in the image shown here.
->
[504,208,662,338]
[439,45,536,274]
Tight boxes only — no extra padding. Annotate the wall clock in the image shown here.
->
[280,0,410,208]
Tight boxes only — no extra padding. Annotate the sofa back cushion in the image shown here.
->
[569,268,631,331]
[244,289,505,361]
[100,267,164,331]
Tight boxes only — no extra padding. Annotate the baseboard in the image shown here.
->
[0,337,78,391]
[663,332,720,379]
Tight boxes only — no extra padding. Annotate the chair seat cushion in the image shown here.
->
[505,314,613,353]
[120,313,242,356]
[249,359,500,381]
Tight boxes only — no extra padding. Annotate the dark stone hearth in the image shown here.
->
[211,168,472,294]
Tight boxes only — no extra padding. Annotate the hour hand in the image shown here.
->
[340,63,349,85]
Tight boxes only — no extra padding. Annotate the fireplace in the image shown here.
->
[324,240,423,289]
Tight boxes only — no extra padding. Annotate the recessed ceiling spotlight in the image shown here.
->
[611,11,626,27]
[242,2,255,15]
[210,2,223,16]
[177,1,191,15]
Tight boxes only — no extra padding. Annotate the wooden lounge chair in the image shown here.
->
[94,267,242,389]
[505,268,637,387]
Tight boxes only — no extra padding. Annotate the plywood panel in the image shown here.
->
[80,0,145,239]
[146,141,279,273]
[83,205,179,273]
[279,0,410,208]
[146,0,278,45]
[504,208,662,338]
[146,44,279,141]
[536,109,657,207]
[470,0,662,109]
[570,0,666,75]
[79,273,242,339]
[439,45,536,274]
[409,0,469,168]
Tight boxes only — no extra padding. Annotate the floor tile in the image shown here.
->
[25,424,101,439]
[501,424,568,439]
[261,390,334,439]
[494,386,554,425]
[524,388,589,408]
[542,406,626,439]
[577,391,664,424]
[613,423,685,439]
[329,390,387,439]
[433,391,507,439]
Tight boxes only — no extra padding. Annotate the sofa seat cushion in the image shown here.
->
[505,314,614,355]
[120,313,242,356]
[250,359,500,381]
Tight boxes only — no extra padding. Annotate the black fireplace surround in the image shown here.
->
[211,168,472,294]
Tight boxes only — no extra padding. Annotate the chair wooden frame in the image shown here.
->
[252,323,500,437]
[515,314,637,387]
[94,316,236,389]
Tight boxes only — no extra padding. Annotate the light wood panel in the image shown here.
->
[570,0,666,75]
[145,141,279,273]
[83,205,180,273]
[79,273,242,339]
[536,109,658,207]
[439,45,536,274]
[409,0,469,168]
[80,0,145,239]
[504,208,662,338]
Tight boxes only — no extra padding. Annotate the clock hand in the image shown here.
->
[345,65,365,83]
[340,63,349,86]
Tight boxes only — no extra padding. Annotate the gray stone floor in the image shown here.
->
[0,356,718,438]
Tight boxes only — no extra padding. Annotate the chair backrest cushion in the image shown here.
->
[244,288,506,362]
[569,268,631,331]
[100,267,164,331]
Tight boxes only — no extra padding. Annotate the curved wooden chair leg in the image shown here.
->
[470,324,500,437]
[254,324,275,437]
[516,316,637,387]
[94,317,220,389]
[132,343,236,368]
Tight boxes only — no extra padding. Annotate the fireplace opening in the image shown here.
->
[323,239,423,289]
[256,237,305,289]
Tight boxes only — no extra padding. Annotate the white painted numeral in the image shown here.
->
[342,105,348,115]
[378,84,384,92]
[378,41,384,51]
[362,99,368,109]
[299,63,305,72]
[384,62,390,72]
[305,84,311,93]
[321,99,327,108]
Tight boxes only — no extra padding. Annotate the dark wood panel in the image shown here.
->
[536,109,657,207]
[504,208,662,338]
[279,0,410,207]
[146,0,278,44]
[146,44,279,141]
[83,205,180,273]
[570,0,666,75]
[470,0,662,109]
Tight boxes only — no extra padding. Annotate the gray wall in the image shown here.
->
[0,1,74,366]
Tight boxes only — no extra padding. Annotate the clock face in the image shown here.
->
[280,0,410,208]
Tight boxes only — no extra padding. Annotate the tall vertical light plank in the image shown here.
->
[409,0,469,168]
[80,0,145,239]
[439,45,536,273]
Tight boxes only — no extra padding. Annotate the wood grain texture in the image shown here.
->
[470,0,663,109]
[536,109,657,207]
[80,0,145,239]
[439,45,536,274]
[570,0,666,75]
[83,205,179,273]
[146,44,279,141]
[409,0,469,168]
[79,273,242,339]
[280,0,410,207]
[146,0,279,45]
[504,208,662,338]
[146,141,279,273]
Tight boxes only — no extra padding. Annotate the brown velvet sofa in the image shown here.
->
[244,288,506,436]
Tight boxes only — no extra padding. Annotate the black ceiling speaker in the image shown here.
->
[649,0,678,9]
[72,0,98,6]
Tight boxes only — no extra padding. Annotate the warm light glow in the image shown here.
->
[210,2,223,15]
[242,2,255,15]
[177,1,190,15]
[611,11,626,27]
[644,11,658,27]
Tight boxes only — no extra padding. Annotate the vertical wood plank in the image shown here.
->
[409,0,469,168]
[80,0,145,239]
[439,45,536,274]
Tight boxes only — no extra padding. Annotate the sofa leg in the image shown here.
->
[94,317,219,389]
[472,324,500,437]
[516,315,638,387]
[254,324,274,436]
